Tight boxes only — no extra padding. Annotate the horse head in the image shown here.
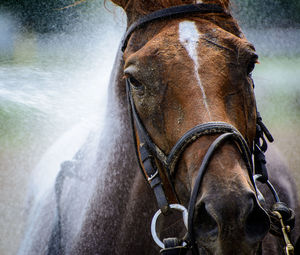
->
[112,0,271,254]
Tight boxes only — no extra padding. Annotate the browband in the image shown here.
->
[121,3,225,52]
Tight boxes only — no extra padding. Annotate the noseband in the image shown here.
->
[122,3,295,255]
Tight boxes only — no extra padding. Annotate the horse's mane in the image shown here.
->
[111,0,230,15]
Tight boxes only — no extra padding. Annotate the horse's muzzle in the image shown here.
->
[193,191,270,253]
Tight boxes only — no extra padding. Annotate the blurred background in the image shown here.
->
[0,0,299,254]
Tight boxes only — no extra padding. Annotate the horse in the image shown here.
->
[19,0,300,254]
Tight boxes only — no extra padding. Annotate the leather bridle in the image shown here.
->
[121,3,296,255]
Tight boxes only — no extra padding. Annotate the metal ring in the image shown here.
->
[151,204,188,249]
[254,174,280,202]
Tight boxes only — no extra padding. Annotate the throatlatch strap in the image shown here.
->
[253,113,296,252]
[254,111,274,182]
[254,144,268,182]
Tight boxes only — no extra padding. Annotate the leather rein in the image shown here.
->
[121,3,295,255]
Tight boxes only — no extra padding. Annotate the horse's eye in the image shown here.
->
[247,54,258,75]
[247,61,256,75]
[128,76,143,89]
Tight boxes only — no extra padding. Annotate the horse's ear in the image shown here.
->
[219,0,230,9]
[110,0,129,9]
[203,0,230,10]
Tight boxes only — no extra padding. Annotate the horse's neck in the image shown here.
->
[102,48,136,177]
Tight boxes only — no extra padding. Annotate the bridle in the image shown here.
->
[121,3,296,255]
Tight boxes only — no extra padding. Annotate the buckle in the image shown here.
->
[147,170,159,182]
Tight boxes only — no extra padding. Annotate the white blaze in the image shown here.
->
[178,21,211,118]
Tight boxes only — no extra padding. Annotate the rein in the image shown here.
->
[121,3,296,255]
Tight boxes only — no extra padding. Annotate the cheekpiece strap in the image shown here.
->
[140,144,170,214]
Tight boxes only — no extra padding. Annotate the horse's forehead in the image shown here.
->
[178,21,201,65]
[125,18,254,79]
[134,19,253,62]
[125,19,229,80]
[153,20,203,50]
[136,20,223,61]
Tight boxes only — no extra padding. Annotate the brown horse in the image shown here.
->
[19,0,299,254]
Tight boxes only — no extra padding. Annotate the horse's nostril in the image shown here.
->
[194,203,218,239]
[245,199,270,243]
